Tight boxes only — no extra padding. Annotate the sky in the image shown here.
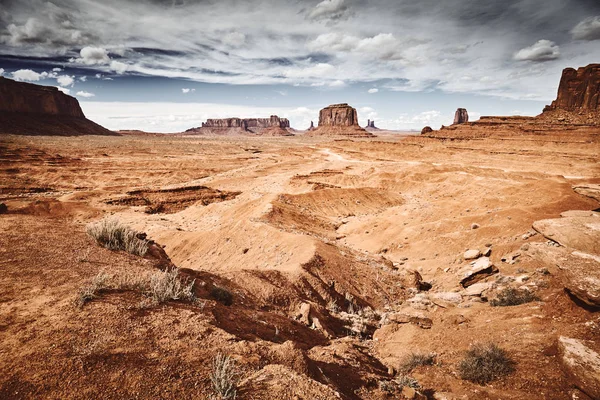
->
[1,0,600,132]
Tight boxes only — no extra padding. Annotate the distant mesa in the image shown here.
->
[185,115,293,136]
[366,119,376,129]
[309,103,374,137]
[0,77,115,136]
[453,108,469,125]
[421,126,433,135]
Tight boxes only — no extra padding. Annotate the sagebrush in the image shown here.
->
[490,287,539,307]
[211,353,238,399]
[458,343,515,384]
[400,352,436,373]
[86,218,148,256]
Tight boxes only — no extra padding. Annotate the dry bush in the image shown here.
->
[211,353,238,399]
[458,343,515,384]
[490,287,539,307]
[149,268,195,303]
[86,218,148,256]
[400,352,436,373]
[76,271,110,308]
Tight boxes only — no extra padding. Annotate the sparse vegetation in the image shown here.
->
[458,343,515,384]
[400,352,436,373]
[211,286,233,306]
[86,218,149,256]
[378,375,420,394]
[76,268,197,308]
[211,353,238,399]
[490,287,539,307]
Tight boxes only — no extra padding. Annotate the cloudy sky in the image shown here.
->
[1,0,600,132]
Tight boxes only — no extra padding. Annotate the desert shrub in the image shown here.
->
[149,268,196,303]
[211,286,233,306]
[490,287,539,307]
[326,299,340,313]
[211,353,238,399]
[86,218,148,256]
[458,343,515,384]
[395,375,420,390]
[76,271,111,308]
[400,352,436,373]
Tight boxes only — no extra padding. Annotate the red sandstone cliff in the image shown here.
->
[0,77,115,136]
[544,64,600,112]
[310,104,373,137]
[185,115,292,136]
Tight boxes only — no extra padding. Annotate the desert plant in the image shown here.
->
[400,352,436,373]
[490,287,539,307]
[76,271,111,308]
[211,353,238,399]
[394,375,421,390]
[458,343,515,384]
[211,286,233,306]
[86,218,148,256]
[148,268,195,303]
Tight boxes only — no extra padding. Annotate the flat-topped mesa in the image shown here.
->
[544,64,600,112]
[0,76,84,117]
[311,103,373,137]
[201,115,290,130]
[0,77,115,136]
[453,108,469,124]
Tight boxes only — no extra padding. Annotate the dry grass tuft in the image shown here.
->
[458,343,515,384]
[490,287,539,307]
[149,268,195,303]
[400,352,436,373]
[211,353,238,399]
[76,271,110,308]
[86,218,148,256]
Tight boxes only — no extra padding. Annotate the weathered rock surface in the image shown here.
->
[0,77,115,136]
[533,214,600,255]
[311,103,373,137]
[453,108,469,124]
[573,184,600,203]
[459,257,499,287]
[463,249,481,260]
[544,64,600,113]
[185,115,292,136]
[558,337,600,399]
[421,126,433,134]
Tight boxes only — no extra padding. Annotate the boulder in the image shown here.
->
[543,64,600,112]
[0,203,7,214]
[421,126,433,134]
[459,257,499,287]
[573,184,600,203]
[453,108,469,124]
[558,337,600,399]
[463,249,481,260]
[533,214,600,255]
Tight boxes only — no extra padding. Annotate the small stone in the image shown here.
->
[464,249,481,260]
[482,247,492,257]
[471,223,480,229]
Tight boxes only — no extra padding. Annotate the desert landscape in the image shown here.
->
[1,1,600,398]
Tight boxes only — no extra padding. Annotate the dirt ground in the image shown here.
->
[0,125,599,399]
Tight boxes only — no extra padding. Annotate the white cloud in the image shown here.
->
[223,32,246,47]
[181,88,196,94]
[56,75,74,87]
[0,68,4,76]
[12,69,42,81]
[283,63,336,79]
[79,76,87,82]
[56,86,71,95]
[368,88,378,94]
[328,79,346,88]
[572,16,600,41]
[308,32,405,60]
[514,40,560,62]
[110,60,129,74]
[76,91,95,98]
[309,0,347,20]
[52,67,62,72]
[75,46,110,65]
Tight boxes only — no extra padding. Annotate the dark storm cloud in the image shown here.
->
[1,0,599,98]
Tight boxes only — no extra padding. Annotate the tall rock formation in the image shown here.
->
[453,108,469,125]
[0,77,115,135]
[544,64,600,112]
[310,103,373,137]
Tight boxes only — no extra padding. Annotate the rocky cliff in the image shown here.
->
[544,64,600,112]
[453,108,469,124]
[0,77,115,136]
[310,104,373,137]
[186,115,292,136]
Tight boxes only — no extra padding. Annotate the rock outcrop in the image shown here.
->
[185,115,292,136]
[0,77,115,136]
[453,108,469,124]
[558,337,600,399]
[544,64,600,113]
[310,104,373,137]
[421,126,433,135]
[366,119,376,129]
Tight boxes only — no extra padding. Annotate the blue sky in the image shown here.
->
[1,0,600,132]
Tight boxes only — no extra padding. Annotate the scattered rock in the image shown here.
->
[558,337,600,399]
[295,303,334,338]
[385,311,433,329]
[460,257,499,288]
[402,386,427,400]
[482,247,492,257]
[471,223,480,230]
[501,251,521,264]
[463,282,494,297]
[463,249,481,260]
[421,126,433,134]
[432,292,463,304]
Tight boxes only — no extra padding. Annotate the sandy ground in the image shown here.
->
[0,126,599,399]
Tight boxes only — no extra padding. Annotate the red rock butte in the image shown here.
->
[310,103,373,137]
[544,64,600,112]
[184,115,292,136]
[0,77,115,136]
